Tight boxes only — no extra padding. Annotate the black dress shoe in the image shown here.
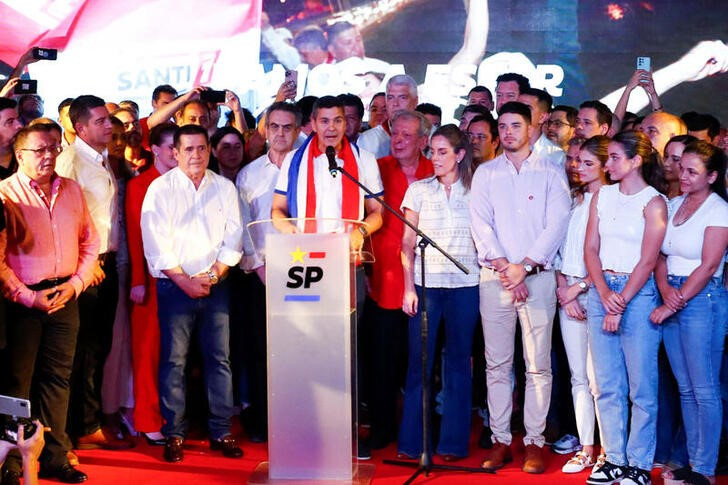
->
[39,464,88,484]
[209,435,243,458]
[1,470,20,485]
[163,437,184,463]
[144,433,167,446]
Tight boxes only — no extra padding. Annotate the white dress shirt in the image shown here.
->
[236,152,280,270]
[533,133,566,167]
[141,168,243,278]
[357,124,391,159]
[56,136,119,253]
[470,150,571,268]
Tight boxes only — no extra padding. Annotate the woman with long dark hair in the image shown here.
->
[650,141,728,485]
[398,124,479,460]
[583,130,667,485]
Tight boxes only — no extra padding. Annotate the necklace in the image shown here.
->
[673,193,709,227]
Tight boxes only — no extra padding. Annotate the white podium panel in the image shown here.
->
[265,232,353,480]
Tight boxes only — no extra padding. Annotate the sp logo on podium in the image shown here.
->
[267,232,350,311]
[286,245,326,293]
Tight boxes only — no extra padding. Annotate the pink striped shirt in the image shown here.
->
[0,171,100,307]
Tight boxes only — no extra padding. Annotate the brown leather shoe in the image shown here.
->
[481,442,512,470]
[522,443,545,474]
[75,428,134,450]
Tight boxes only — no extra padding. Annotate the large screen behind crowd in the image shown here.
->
[1,0,726,123]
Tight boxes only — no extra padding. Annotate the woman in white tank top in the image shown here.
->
[649,141,728,485]
[583,130,668,485]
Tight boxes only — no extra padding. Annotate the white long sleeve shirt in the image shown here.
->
[141,167,243,278]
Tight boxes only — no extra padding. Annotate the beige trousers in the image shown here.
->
[478,267,556,447]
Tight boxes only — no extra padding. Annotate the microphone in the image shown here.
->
[325,146,338,178]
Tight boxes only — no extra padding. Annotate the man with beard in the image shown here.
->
[56,95,131,452]
[0,98,23,179]
[471,101,570,474]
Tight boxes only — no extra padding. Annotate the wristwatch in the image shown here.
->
[578,280,588,292]
[206,270,219,285]
[523,263,534,274]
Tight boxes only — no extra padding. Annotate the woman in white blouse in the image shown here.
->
[650,141,728,485]
[397,124,480,461]
[556,135,609,473]
[583,130,667,485]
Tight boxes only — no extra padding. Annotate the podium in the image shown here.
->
[248,219,374,485]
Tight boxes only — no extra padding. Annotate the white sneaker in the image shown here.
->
[591,453,607,474]
[562,450,595,473]
[586,459,624,485]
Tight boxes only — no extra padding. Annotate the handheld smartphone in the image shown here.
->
[284,69,298,89]
[32,47,57,61]
[200,89,226,104]
[636,56,651,72]
[14,80,38,95]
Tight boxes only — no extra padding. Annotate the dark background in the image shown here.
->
[266,0,728,119]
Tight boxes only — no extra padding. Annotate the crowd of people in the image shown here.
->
[0,40,727,485]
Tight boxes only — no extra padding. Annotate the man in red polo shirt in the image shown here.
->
[366,110,433,449]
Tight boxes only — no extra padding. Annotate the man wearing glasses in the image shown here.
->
[546,106,577,151]
[0,124,99,483]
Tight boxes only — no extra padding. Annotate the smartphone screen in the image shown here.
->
[32,47,57,60]
[14,80,38,95]
[200,89,226,104]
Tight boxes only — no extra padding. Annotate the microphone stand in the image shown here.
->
[330,158,495,484]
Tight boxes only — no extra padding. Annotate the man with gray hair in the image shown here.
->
[235,101,302,442]
[365,109,432,449]
[357,74,419,159]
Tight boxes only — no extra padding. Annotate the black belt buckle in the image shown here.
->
[27,275,71,292]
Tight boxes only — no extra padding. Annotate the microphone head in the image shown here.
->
[325,146,336,158]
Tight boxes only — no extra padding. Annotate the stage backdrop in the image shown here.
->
[1,0,726,123]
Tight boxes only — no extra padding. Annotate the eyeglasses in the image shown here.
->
[547,120,573,128]
[19,145,63,156]
[467,132,488,141]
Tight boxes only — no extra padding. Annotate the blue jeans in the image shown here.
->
[587,274,661,470]
[157,278,234,440]
[662,276,727,476]
[398,285,479,458]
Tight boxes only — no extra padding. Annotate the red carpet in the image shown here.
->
[64,430,728,484]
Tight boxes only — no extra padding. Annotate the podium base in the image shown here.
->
[248,462,375,485]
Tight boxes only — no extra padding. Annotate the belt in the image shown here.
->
[98,251,117,265]
[27,275,71,291]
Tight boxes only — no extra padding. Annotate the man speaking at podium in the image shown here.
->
[271,95,383,252]
[271,95,383,459]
